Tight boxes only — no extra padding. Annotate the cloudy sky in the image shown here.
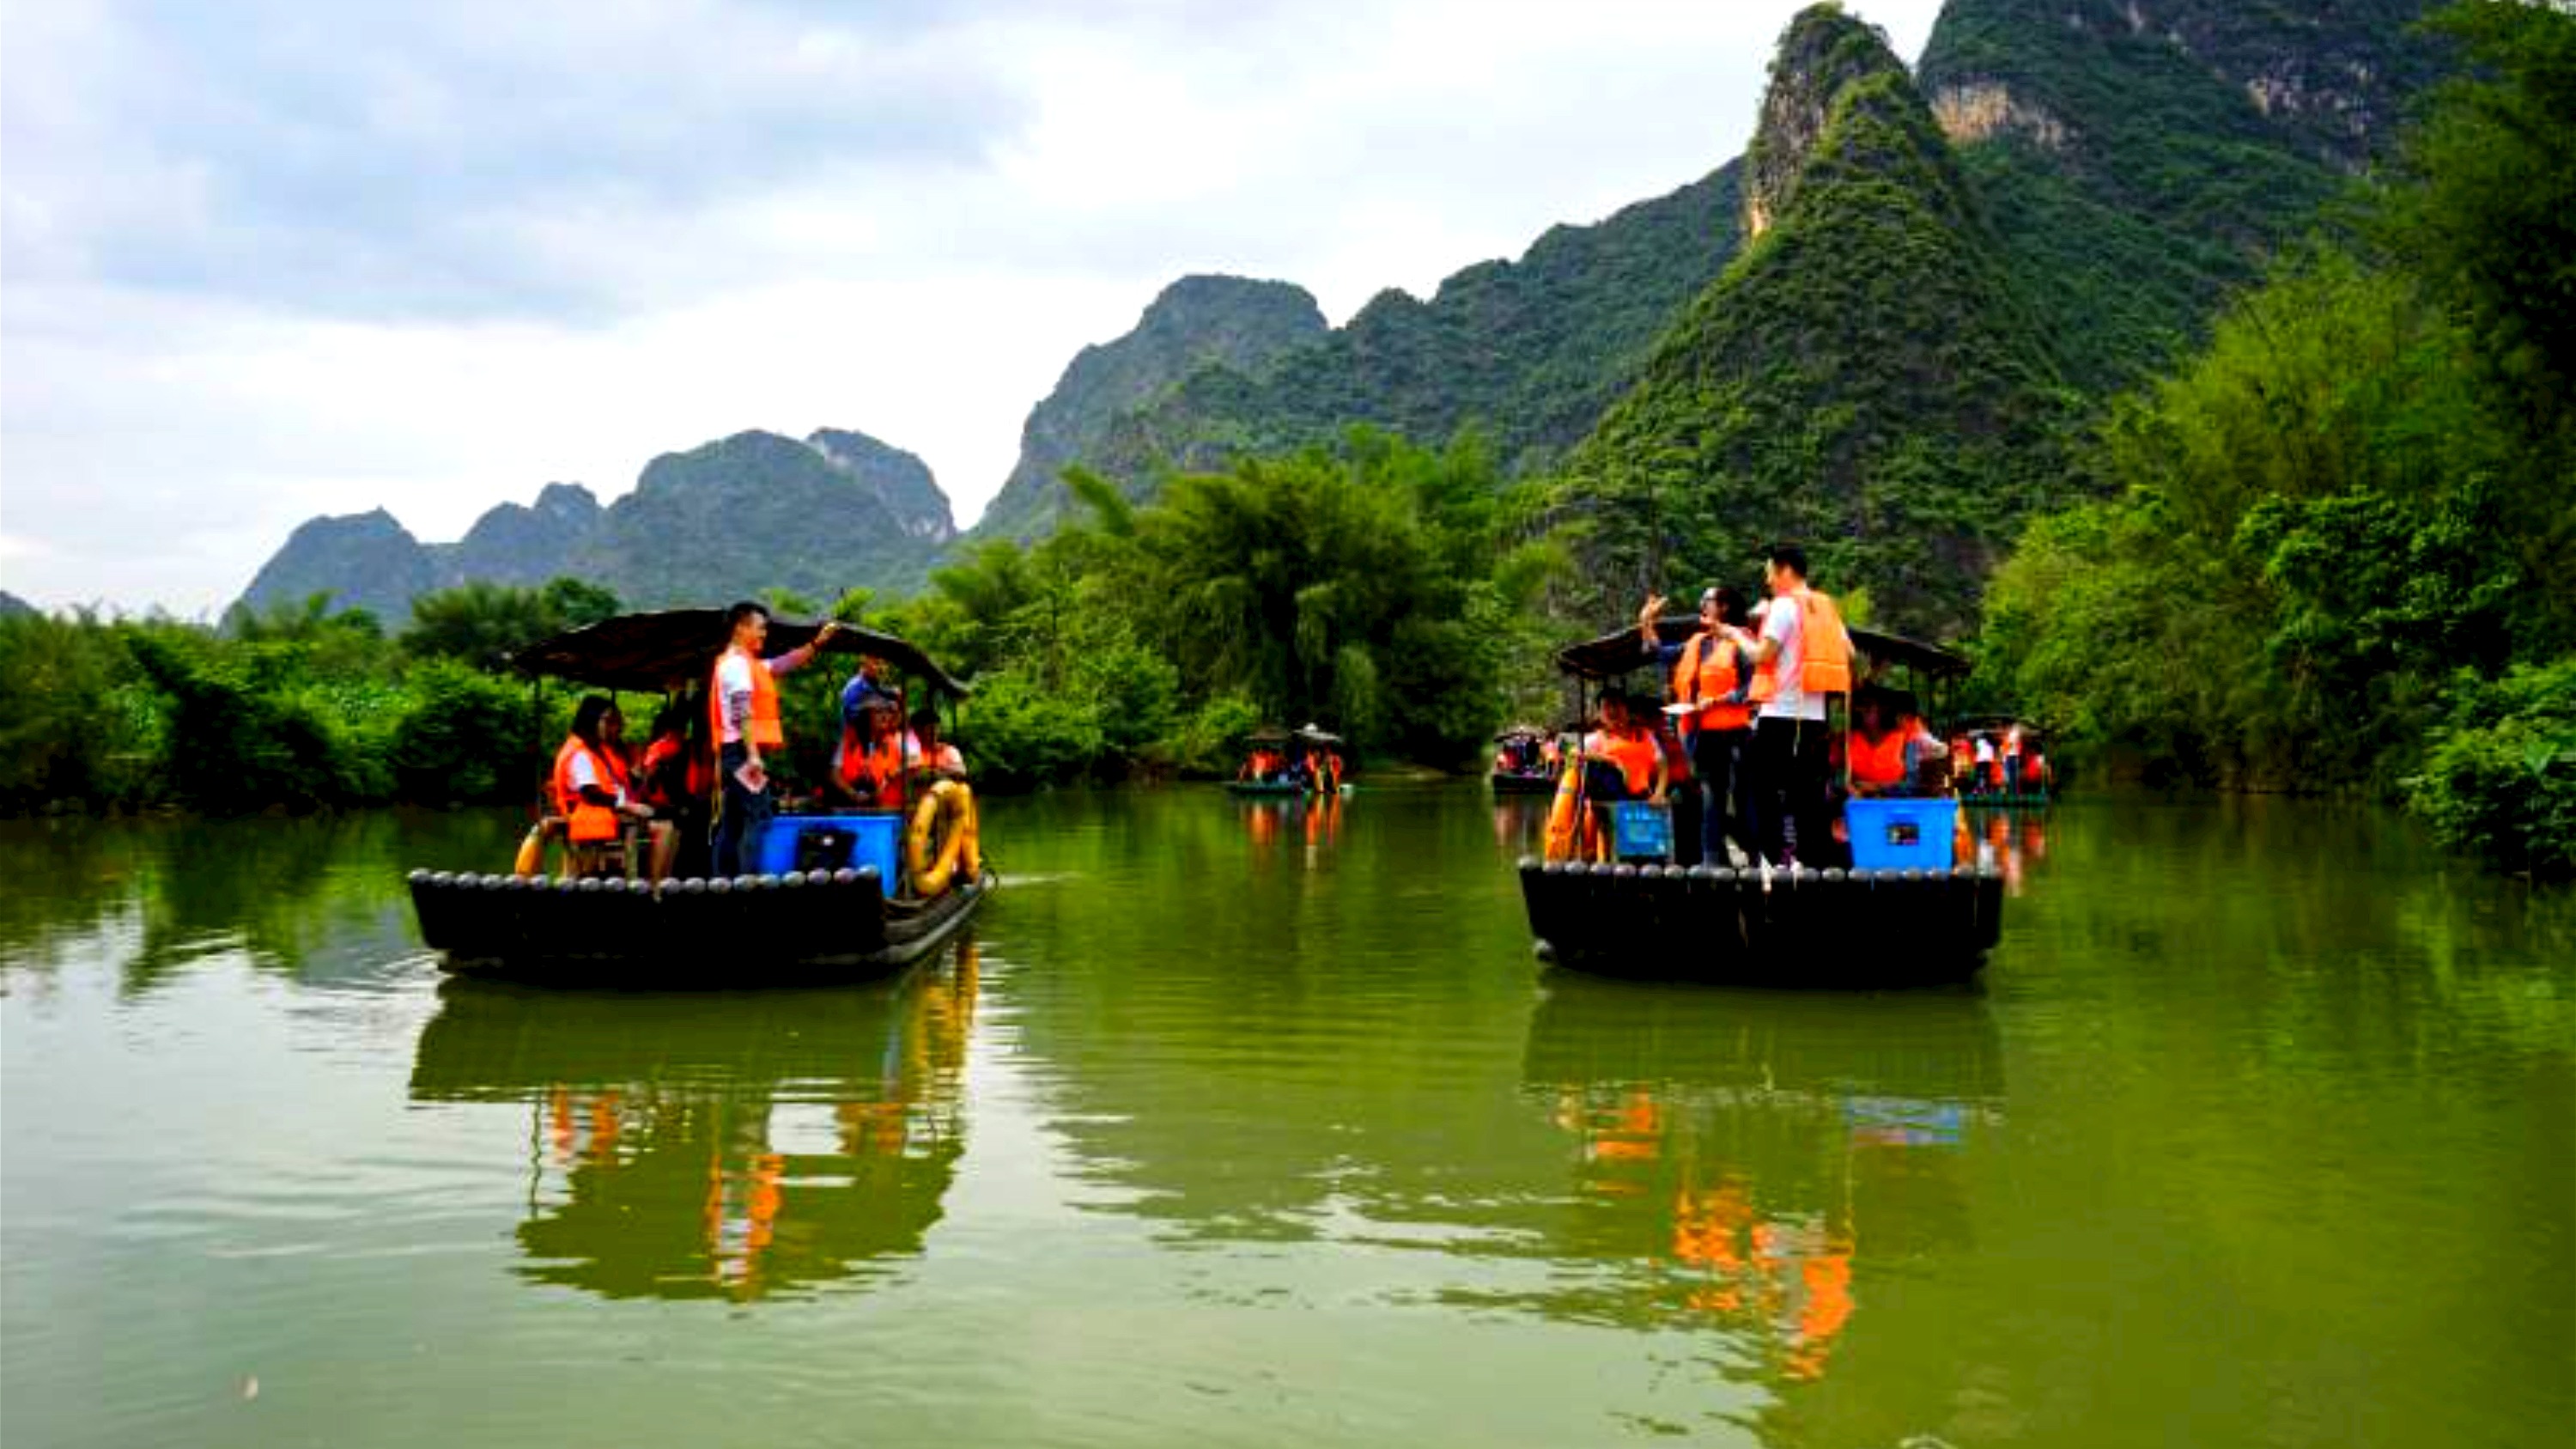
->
[2,0,1945,617]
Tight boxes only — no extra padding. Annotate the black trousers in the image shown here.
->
[1754,716,1841,868]
[1689,727,1755,863]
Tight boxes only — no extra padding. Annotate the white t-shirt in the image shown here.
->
[715,651,756,746]
[1974,736,1997,764]
[565,746,625,806]
[1756,594,1829,723]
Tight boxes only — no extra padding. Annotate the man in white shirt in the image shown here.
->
[1742,542,1852,868]
[709,601,840,877]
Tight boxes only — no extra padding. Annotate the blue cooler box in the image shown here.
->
[1609,801,1673,861]
[752,813,902,881]
[1844,797,1957,871]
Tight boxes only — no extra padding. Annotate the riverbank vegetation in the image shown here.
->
[1,432,1558,810]
[1976,1,2575,874]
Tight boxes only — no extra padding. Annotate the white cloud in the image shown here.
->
[0,0,1945,615]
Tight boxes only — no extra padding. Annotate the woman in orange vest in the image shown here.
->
[1845,690,1911,796]
[709,603,841,878]
[1582,690,1668,809]
[552,697,675,880]
[1640,585,1759,866]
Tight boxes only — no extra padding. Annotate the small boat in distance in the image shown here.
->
[406,609,993,986]
[1489,725,1559,795]
[1225,723,1352,796]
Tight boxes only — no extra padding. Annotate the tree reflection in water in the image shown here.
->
[408,938,981,1302]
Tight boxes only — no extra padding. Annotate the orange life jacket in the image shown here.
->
[1587,726,1660,795]
[1745,651,1783,704]
[638,736,683,808]
[551,736,629,843]
[708,645,783,749]
[1850,728,1909,787]
[1795,588,1850,697]
[1671,631,1753,731]
[839,727,911,805]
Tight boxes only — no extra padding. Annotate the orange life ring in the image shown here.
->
[903,779,980,896]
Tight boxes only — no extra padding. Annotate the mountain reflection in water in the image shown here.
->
[406,941,981,1301]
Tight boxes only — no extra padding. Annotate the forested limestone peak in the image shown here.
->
[239,508,440,627]
[1071,162,1743,504]
[1746,6,1922,239]
[971,274,1329,542]
[1556,2,2069,636]
[1917,0,2445,390]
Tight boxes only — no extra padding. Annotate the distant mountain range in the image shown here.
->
[238,429,955,624]
[239,0,2440,634]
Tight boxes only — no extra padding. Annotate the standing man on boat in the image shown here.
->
[1742,543,1851,868]
[710,602,842,878]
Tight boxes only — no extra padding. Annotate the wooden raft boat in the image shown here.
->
[404,608,993,987]
[410,863,994,986]
[1520,618,2005,988]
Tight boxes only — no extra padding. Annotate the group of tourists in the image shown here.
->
[1238,734,1346,792]
[549,601,969,883]
[1952,723,2050,797]
[1569,542,1859,870]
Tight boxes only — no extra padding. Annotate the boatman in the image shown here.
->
[1741,542,1851,869]
[709,602,842,877]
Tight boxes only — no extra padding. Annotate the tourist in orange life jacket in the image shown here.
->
[635,703,692,812]
[1846,689,1911,797]
[908,706,966,784]
[1743,542,1853,868]
[710,602,842,878]
[831,697,918,808]
[1637,583,1759,866]
[552,697,676,880]
[1581,690,1668,807]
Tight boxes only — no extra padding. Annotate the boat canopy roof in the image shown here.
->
[509,608,972,697]
[1553,616,1969,682]
[1495,724,1550,742]
[1294,723,1344,746]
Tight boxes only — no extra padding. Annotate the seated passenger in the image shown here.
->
[553,697,676,880]
[831,698,918,809]
[908,706,966,783]
[1582,691,1667,806]
[1847,690,1911,797]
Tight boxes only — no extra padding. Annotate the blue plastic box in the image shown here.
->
[1609,801,1673,861]
[1844,797,1958,872]
[751,812,901,882]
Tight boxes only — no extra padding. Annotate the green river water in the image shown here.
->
[2,787,2568,1448]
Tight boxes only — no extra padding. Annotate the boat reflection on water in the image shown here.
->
[1963,809,2052,895]
[407,939,981,1301]
[1492,796,1551,859]
[1521,974,2001,1392]
[1240,794,1344,867]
